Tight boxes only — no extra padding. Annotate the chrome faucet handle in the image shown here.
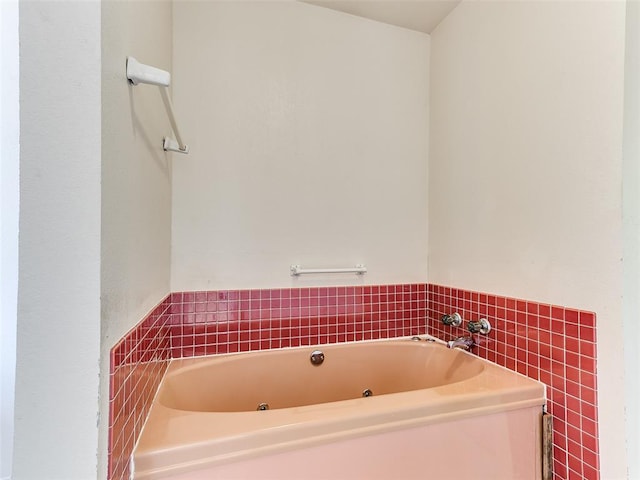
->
[467,318,491,334]
[441,312,462,327]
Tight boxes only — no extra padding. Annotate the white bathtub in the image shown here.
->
[134,338,545,479]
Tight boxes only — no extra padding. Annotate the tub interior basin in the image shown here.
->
[158,340,485,412]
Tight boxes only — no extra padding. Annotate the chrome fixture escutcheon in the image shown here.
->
[441,312,462,327]
[363,389,373,397]
[310,350,325,365]
[257,403,269,411]
[467,318,491,334]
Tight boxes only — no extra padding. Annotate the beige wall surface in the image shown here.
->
[99,1,173,478]
[14,2,102,478]
[623,0,640,477]
[170,1,429,291]
[429,1,627,478]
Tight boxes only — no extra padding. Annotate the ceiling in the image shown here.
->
[301,0,462,34]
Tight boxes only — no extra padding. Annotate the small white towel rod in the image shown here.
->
[126,56,189,154]
[290,264,367,276]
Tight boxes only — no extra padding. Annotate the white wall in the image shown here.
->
[0,1,18,478]
[171,1,429,291]
[99,1,173,478]
[623,0,640,477]
[14,2,102,478]
[429,1,626,478]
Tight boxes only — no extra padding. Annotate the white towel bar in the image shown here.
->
[290,265,367,276]
[126,56,189,154]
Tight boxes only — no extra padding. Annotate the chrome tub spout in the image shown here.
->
[447,336,475,350]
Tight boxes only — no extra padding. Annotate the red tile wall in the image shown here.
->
[108,296,172,480]
[168,284,427,358]
[427,284,599,480]
[108,283,599,480]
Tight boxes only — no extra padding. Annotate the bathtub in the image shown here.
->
[134,338,545,479]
